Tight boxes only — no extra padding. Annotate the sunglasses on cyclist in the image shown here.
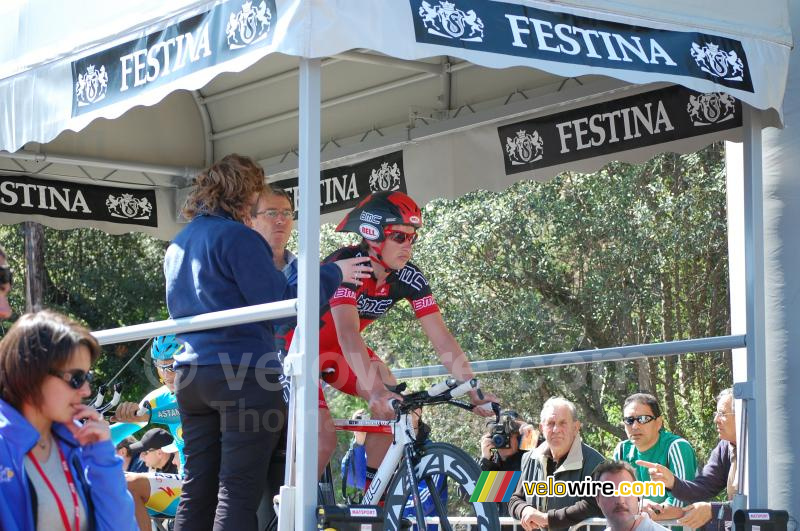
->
[622,414,658,426]
[49,369,93,390]
[384,229,418,245]
[153,361,177,373]
[0,265,12,286]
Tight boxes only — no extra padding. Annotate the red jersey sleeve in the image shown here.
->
[329,285,358,308]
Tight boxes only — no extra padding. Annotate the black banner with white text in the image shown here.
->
[272,151,406,217]
[0,175,158,227]
[498,86,742,175]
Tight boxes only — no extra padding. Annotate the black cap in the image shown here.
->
[129,428,174,454]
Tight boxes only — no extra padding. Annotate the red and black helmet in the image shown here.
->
[336,191,422,243]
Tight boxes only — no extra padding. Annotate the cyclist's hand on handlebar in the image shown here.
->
[113,401,150,423]
[334,257,373,287]
[469,390,499,417]
[368,388,402,418]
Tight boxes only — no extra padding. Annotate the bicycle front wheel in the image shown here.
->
[383,442,499,530]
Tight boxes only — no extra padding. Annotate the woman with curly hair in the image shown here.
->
[164,153,370,531]
[0,310,136,531]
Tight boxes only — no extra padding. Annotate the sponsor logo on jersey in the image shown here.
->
[412,295,437,313]
[333,287,357,300]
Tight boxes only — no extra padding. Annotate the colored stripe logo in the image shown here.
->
[470,471,521,502]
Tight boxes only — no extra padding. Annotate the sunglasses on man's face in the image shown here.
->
[622,414,658,426]
[384,229,418,245]
[153,361,177,373]
[49,369,93,390]
[0,265,12,286]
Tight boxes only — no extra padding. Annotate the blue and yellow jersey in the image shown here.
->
[110,385,185,473]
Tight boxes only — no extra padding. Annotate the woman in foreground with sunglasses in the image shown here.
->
[282,191,497,483]
[0,310,136,531]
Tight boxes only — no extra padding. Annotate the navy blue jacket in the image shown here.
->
[0,399,136,531]
[164,212,342,368]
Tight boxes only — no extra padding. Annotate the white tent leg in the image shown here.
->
[295,57,322,531]
[741,105,767,507]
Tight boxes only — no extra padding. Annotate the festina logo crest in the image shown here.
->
[369,162,402,192]
[690,42,744,82]
[686,92,737,126]
[106,193,154,220]
[505,129,544,165]
[226,0,272,50]
[75,65,109,107]
[418,1,484,42]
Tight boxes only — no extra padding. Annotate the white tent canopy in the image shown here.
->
[0,1,791,528]
[0,0,790,236]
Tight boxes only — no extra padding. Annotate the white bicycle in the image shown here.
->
[321,378,500,530]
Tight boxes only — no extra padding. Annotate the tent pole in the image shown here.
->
[295,57,321,531]
[741,105,767,507]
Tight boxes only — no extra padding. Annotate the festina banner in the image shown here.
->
[71,0,277,115]
[410,0,753,92]
[0,175,158,227]
[498,85,742,175]
[273,151,406,216]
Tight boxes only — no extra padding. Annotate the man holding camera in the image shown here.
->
[508,397,606,531]
[479,410,530,473]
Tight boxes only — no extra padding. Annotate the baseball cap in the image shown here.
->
[129,428,174,454]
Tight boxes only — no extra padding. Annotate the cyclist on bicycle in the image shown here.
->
[110,335,184,531]
[284,191,496,483]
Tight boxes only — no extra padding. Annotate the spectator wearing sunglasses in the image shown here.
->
[283,191,497,483]
[0,244,13,320]
[614,393,698,520]
[110,335,185,531]
[0,310,136,531]
[164,154,371,531]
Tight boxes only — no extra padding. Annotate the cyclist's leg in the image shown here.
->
[318,395,338,479]
[125,472,153,531]
[358,354,397,473]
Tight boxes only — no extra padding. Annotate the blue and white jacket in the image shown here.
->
[0,398,136,531]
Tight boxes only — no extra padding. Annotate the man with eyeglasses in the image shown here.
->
[637,388,737,530]
[110,335,185,531]
[614,393,697,521]
[283,191,497,482]
[245,185,298,284]
[0,244,14,320]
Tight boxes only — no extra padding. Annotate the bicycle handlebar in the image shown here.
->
[391,378,499,421]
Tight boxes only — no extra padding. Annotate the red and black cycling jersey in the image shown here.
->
[275,244,441,355]
[319,244,440,344]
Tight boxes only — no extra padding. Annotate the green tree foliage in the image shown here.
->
[0,226,168,400]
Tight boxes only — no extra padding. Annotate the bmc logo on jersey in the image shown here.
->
[359,223,380,240]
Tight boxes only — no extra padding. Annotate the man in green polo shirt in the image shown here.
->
[613,393,697,520]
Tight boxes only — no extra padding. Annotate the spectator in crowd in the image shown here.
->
[116,436,147,473]
[479,409,537,522]
[0,310,136,531]
[615,393,698,520]
[164,154,371,531]
[131,428,178,474]
[638,388,737,530]
[0,244,13,320]
[594,460,669,531]
[508,397,606,531]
